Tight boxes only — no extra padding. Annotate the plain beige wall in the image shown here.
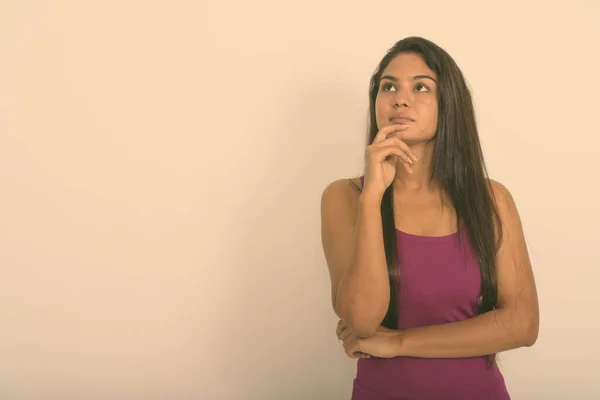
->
[1,1,599,399]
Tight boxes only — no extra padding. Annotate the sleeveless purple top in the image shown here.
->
[352,176,510,400]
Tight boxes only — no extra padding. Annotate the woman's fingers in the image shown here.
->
[343,336,360,358]
[336,319,345,339]
[336,323,370,358]
[339,327,352,342]
[336,320,370,358]
[372,124,410,144]
[336,321,352,342]
[372,136,417,162]
[379,146,414,170]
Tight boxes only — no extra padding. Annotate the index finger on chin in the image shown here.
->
[373,124,408,144]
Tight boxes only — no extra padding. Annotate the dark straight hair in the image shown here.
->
[364,37,502,366]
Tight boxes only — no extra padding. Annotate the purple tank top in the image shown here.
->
[352,176,510,400]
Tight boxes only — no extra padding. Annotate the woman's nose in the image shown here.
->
[393,88,410,107]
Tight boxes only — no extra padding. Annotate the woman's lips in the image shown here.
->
[390,117,414,124]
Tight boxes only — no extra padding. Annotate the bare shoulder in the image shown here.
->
[487,179,525,244]
[320,177,363,211]
[488,178,510,198]
[488,178,519,216]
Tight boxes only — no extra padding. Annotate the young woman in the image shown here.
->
[320,37,539,400]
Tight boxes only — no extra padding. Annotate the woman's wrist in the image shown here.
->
[389,329,406,357]
[358,191,383,206]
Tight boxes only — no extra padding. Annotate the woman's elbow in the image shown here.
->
[501,306,538,348]
[346,318,379,338]
[334,305,380,337]
[518,309,539,347]
[523,320,539,347]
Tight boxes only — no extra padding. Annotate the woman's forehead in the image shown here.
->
[382,53,437,80]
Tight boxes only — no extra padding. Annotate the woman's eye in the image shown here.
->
[382,83,396,92]
[415,83,429,92]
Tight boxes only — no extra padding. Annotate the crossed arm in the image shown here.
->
[323,179,539,359]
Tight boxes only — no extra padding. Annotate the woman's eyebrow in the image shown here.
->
[381,74,438,84]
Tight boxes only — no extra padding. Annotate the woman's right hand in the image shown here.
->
[362,124,418,200]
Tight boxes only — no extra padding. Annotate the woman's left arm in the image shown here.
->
[344,180,540,359]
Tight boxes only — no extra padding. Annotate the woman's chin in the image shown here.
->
[394,132,434,145]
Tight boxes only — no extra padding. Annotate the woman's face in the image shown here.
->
[375,52,439,144]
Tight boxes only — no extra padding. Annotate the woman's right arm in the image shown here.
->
[320,178,390,338]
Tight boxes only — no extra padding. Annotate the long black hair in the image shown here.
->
[364,37,502,366]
